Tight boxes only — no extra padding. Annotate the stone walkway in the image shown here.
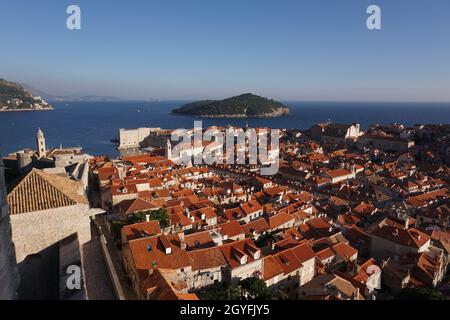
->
[81,223,116,300]
[96,216,137,300]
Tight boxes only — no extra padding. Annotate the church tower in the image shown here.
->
[165,139,172,160]
[36,128,46,159]
[0,155,20,300]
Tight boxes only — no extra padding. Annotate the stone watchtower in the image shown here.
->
[36,128,46,159]
[0,156,20,300]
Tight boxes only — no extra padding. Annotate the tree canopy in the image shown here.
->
[395,287,444,300]
[172,93,290,117]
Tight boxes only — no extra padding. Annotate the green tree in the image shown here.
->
[395,287,444,300]
[239,277,272,300]
[126,209,169,228]
[198,284,241,300]
[144,208,169,228]
[127,212,147,224]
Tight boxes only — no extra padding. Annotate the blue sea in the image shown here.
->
[0,101,449,157]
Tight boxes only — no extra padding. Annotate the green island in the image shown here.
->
[172,93,290,118]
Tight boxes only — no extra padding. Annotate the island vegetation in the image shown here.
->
[0,79,53,112]
[172,93,290,118]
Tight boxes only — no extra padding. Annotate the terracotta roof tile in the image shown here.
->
[7,168,87,215]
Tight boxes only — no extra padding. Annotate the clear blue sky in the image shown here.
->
[0,0,449,101]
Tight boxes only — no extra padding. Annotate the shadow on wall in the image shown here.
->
[17,243,60,300]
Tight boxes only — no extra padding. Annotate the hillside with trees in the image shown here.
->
[172,93,290,118]
[0,79,53,111]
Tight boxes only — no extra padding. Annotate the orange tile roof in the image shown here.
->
[372,225,430,248]
[272,250,303,275]
[122,221,161,242]
[219,239,261,269]
[324,169,352,179]
[129,234,190,271]
[331,242,358,261]
[262,256,285,280]
[219,220,245,238]
[242,218,270,235]
[240,200,263,215]
[116,198,160,215]
[188,247,227,271]
[269,212,295,229]
[184,231,215,250]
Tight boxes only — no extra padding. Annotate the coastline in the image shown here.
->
[172,108,291,119]
[0,108,54,113]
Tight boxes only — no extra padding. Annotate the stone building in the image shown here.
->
[0,156,20,300]
[6,168,97,263]
[36,128,46,159]
[118,127,162,150]
[310,123,362,143]
[357,134,415,152]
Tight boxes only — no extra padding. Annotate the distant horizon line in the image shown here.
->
[47,98,450,104]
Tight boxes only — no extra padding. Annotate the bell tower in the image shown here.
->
[36,128,46,159]
[0,155,19,299]
[166,139,172,160]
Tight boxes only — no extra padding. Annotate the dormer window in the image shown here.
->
[159,236,172,255]
[281,256,290,266]
[231,247,248,265]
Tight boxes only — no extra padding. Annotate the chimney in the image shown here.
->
[149,261,157,276]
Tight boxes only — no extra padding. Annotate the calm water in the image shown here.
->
[0,101,449,157]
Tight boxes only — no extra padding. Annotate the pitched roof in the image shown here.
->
[324,169,352,179]
[269,212,295,229]
[331,242,358,261]
[219,239,261,269]
[219,220,245,238]
[272,250,303,275]
[371,225,430,248]
[184,231,215,250]
[301,274,364,300]
[241,200,263,215]
[129,234,191,271]
[122,221,161,242]
[142,268,199,300]
[7,168,87,215]
[188,247,227,271]
[116,198,160,215]
[242,218,270,235]
[263,256,285,280]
